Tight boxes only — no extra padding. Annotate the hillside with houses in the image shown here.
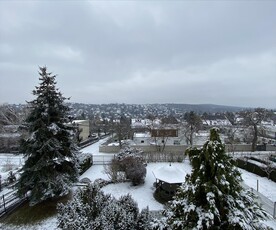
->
[2,103,276,153]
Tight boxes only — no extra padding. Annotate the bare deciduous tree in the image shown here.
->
[184,111,202,146]
[111,116,131,148]
[0,104,24,131]
[240,108,270,152]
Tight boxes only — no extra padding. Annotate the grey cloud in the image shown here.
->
[1,1,276,108]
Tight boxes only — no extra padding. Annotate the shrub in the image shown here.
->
[79,153,93,175]
[57,183,153,230]
[104,146,147,185]
[126,162,147,186]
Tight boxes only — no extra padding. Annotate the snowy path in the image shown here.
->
[80,137,116,165]
[80,137,109,154]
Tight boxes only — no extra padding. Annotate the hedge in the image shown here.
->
[235,158,276,183]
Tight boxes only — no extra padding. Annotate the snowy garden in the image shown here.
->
[1,138,276,229]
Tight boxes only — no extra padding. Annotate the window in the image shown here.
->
[174,140,180,145]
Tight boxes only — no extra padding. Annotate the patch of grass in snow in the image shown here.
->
[1,192,72,225]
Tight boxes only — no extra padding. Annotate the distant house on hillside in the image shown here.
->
[131,118,179,146]
[131,119,149,133]
[261,124,276,139]
[133,132,151,144]
[203,118,232,127]
[72,120,90,142]
[150,128,178,138]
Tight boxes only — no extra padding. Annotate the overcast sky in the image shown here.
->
[1,1,276,108]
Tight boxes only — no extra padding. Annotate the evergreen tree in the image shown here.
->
[58,183,113,229]
[118,193,139,219]
[58,183,146,230]
[164,128,269,230]
[17,66,79,205]
[136,206,153,230]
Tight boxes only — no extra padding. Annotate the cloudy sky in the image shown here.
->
[1,1,276,108]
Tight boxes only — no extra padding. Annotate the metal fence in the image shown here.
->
[91,154,115,165]
[0,190,27,219]
[242,182,276,218]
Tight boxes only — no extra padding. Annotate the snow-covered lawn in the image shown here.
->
[81,161,192,211]
[240,168,276,202]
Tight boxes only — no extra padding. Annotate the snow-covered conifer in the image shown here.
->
[57,183,151,230]
[57,190,92,229]
[97,200,136,230]
[17,66,79,205]
[164,128,269,230]
[136,206,153,230]
[57,183,112,229]
[118,193,139,219]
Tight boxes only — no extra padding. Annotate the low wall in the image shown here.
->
[99,145,120,153]
[99,144,260,154]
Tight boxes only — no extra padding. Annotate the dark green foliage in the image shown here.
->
[136,206,153,230]
[164,128,269,229]
[236,158,276,182]
[79,154,93,174]
[118,194,139,219]
[17,67,79,205]
[57,183,153,230]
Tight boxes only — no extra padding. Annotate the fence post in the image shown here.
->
[273,202,276,219]
[2,195,6,213]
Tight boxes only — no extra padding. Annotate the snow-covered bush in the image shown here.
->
[103,159,125,183]
[117,193,139,219]
[57,183,153,230]
[136,206,153,230]
[126,162,147,185]
[104,146,146,185]
[57,183,112,229]
[116,146,144,161]
[78,153,93,174]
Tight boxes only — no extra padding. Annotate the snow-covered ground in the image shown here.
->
[81,161,192,211]
[1,140,276,229]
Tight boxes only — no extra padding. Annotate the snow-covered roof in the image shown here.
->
[72,120,88,124]
[133,132,151,138]
[203,119,232,126]
[152,164,185,184]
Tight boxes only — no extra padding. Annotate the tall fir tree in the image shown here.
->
[17,66,79,205]
[164,128,269,230]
